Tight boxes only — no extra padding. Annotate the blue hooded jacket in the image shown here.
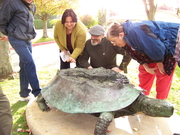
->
[122,20,180,62]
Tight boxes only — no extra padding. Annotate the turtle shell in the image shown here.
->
[41,68,142,113]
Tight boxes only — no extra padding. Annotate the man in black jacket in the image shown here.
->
[0,0,41,101]
[0,86,12,135]
[78,25,131,73]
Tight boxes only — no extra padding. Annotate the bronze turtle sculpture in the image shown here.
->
[36,67,174,135]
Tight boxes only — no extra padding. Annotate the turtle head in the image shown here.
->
[141,97,174,117]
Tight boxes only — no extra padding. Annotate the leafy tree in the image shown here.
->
[109,9,118,18]
[0,33,13,80]
[98,8,107,28]
[142,0,159,20]
[34,0,78,38]
[80,14,97,29]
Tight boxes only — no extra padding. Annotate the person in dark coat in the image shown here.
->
[78,25,131,73]
[0,0,41,101]
[0,86,12,135]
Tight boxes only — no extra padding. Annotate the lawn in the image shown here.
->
[0,59,180,135]
[0,66,57,135]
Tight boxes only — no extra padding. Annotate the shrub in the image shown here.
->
[34,19,54,29]
[80,14,98,29]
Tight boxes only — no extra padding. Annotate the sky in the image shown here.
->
[78,0,144,16]
[78,0,179,17]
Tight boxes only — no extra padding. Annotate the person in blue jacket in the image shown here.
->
[0,0,41,101]
[107,20,180,100]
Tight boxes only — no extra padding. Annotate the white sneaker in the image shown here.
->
[19,96,32,101]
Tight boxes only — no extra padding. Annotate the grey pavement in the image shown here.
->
[10,43,60,72]
[10,29,60,72]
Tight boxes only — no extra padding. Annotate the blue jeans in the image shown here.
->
[8,35,41,97]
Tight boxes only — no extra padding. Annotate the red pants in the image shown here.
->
[138,63,175,100]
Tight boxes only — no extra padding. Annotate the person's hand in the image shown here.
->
[143,63,157,74]
[87,66,93,69]
[157,62,165,74]
[111,67,122,73]
[67,57,76,63]
[0,36,8,41]
[61,50,70,55]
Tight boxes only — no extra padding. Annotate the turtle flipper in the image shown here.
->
[94,112,114,135]
[36,93,51,112]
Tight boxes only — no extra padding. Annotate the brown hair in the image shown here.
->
[107,22,124,38]
[61,9,77,24]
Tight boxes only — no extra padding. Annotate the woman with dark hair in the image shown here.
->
[107,20,180,100]
[54,9,87,69]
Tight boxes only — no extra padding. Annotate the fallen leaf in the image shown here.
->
[25,129,31,133]
[17,128,23,132]
[133,127,139,132]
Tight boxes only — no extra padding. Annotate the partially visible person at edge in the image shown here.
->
[54,9,87,69]
[107,20,180,100]
[0,86,12,135]
[0,0,41,101]
[78,25,131,73]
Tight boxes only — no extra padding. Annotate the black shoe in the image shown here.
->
[173,133,180,135]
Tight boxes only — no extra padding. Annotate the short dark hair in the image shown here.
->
[61,9,77,24]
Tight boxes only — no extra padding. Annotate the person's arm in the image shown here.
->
[78,43,91,68]
[0,0,13,35]
[157,62,165,74]
[142,63,157,74]
[54,21,67,51]
[0,35,8,41]
[115,46,131,73]
[111,67,122,73]
[70,22,87,60]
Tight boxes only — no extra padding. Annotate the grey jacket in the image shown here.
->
[0,0,36,41]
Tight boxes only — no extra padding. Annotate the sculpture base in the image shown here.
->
[26,100,180,135]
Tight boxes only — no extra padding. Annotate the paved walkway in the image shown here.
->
[10,43,60,72]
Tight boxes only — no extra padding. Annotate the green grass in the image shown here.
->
[0,60,180,134]
[0,66,57,135]
[32,38,54,44]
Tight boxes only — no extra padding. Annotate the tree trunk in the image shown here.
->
[42,18,49,38]
[0,33,13,79]
[142,0,157,20]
